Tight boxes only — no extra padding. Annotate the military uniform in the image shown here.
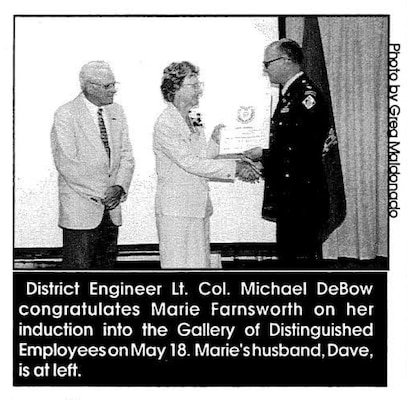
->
[262,72,329,261]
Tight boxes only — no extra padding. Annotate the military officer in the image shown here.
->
[244,39,329,262]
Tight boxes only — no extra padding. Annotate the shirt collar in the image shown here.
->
[82,93,103,115]
[281,71,304,96]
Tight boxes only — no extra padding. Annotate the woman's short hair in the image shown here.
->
[160,61,199,102]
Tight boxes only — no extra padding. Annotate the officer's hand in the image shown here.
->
[323,128,338,155]
[243,147,263,162]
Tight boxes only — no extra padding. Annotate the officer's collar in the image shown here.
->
[281,71,304,96]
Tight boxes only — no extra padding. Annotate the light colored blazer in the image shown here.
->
[153,103,235,218]
[51,94,135,229]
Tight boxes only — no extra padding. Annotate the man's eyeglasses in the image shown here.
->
[89,81,119,90]
[263,57,286,69]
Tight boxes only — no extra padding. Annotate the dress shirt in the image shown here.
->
[83,94,111,134]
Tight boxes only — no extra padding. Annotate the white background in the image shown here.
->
[2,1,407,400]
[14,16,278,247]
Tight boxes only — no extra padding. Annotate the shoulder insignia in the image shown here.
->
[302,94,316,109]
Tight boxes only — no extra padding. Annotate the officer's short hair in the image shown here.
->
[278,39,304,65]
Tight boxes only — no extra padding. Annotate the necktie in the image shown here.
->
[97,108,111,159]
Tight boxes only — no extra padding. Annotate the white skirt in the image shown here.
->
[156,214,211,269]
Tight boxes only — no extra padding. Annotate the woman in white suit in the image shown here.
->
[153,61,257,269]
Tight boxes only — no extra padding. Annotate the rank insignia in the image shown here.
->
[281,106,290,113]
[305,90,317,97]
[302,95,316,109]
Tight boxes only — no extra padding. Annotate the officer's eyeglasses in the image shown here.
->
[263,57,287,69]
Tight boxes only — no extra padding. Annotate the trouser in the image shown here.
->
[62,210,119,269]
[277,208,322,262]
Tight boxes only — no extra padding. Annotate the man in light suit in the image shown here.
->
[51,61,135,269]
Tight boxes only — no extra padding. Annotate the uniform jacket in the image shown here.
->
[51,94,135,229]
[153,103,235,218]
[262,73,329,226]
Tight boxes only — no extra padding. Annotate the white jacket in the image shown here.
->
[153,103,235,218]
[51,94,135,229]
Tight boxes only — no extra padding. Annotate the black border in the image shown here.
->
[12,14,389,387]
[12,14,390,270]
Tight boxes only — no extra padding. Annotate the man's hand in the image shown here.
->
[102,185,124,210]
[243,147,263,162]
[236,160,261,183]
[211,124,225,145]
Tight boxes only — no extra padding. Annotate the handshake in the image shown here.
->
[235,147,264,183]
[211,126,263,183]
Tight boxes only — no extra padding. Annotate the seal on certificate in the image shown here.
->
[237,106,255,124]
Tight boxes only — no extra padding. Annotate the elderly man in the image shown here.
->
[51,61,135,269]
[244,39,330,262]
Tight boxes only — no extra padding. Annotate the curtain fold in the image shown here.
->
[286,16,388,259]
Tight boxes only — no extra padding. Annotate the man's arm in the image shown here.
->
[103,107,135,210]
[51,107,107,199]
[111,107,135,201]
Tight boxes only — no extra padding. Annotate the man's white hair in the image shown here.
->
[79,61,113,90]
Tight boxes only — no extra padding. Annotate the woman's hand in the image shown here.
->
[211,124,225,145]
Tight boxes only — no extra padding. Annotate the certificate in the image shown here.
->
[218,98,271,156]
